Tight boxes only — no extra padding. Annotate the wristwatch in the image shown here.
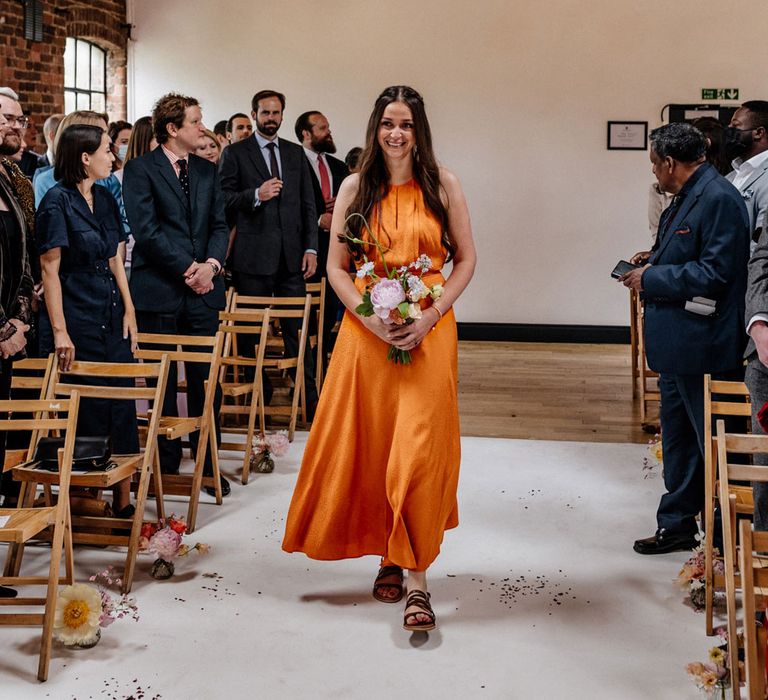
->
[208,261,221,276]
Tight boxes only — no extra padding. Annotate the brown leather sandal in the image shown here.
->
[372,565,404,603]
[403,590,436,631]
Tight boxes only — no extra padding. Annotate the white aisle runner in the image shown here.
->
[1,436,710,699]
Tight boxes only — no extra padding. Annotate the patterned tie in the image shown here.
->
[266,142,280,179]
[317,154,331,200]
[177,158,190,198]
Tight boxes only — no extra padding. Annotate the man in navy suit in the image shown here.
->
[622,122,750,554]
[123,93,230,496]
[219,90,319,412]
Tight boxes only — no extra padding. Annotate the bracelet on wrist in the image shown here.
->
[432,305,443,322]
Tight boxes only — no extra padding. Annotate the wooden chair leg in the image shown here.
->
[37,505,67,681]
[242,383,261,485]
[704,468,717,636]
[8,478,36,577]
[152,449,166,523]
[186,426,209,534]
[63,503,74,585]
[209,417,222,506]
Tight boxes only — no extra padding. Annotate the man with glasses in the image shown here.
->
[0,90,37,180]
[0,89,36,596]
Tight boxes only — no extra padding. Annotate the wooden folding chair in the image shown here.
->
[230,293,312,438]
[218,309,271,484]
[633,291,660,425]
[704,376,752,635]
[12,357,170,593]
[739,519,768,700]
[134,332,224,532]
[716,420,768,698]
[0,393,79,682]
[305,278,327,393]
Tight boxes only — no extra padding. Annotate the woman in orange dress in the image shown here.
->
[282,85,476,632]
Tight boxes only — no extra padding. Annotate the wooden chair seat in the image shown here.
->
[0,506,57,543]
[158,416,202,440]
[13,454,143,489]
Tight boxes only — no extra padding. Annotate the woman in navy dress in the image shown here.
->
[36,124,138,516]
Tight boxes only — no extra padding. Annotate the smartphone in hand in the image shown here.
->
[611,260,640,279]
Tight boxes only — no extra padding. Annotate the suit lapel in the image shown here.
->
[654,167,715,260]
[245,137,271,181]
[67,184,102,229]
[153,148,189,211]
[189,155,201,212]
[278,138,294,180]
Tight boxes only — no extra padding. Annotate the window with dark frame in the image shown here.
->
[63,38,107,115]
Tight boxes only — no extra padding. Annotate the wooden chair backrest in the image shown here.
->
[738,520,768,700]
[0,393,80,517]
[47,357,171,469]
[704,376,751,466]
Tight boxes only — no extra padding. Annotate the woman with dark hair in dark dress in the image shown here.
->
[36,124,139,516]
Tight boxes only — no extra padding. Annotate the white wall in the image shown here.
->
[127,0,768,326]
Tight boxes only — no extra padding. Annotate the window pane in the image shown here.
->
[91,92,105,114]
[76,92,90,110]
[64,38,75,88]
[91,47,105,92]
[64,90,75,115]
[76,40,90,90]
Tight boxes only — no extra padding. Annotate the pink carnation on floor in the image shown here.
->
[149,528,182,561]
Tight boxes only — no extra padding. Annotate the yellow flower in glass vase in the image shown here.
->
[53,583,102,645]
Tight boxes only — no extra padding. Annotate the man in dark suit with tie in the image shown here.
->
[219,90,319,410]
[123,92,230,496]
[295,111,349,368]
[622,122,749,554]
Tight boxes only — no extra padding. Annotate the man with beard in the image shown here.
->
[726,101,768,243]
[0,92,36,597]
[219,90,319,413]
[295,111,348,367]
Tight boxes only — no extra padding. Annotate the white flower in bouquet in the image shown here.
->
[356,261,375,279]
[406,275,429,302]
[53,583,103,645]
[412,254,432,273]
[429,283,444,300]
[407,303,423,320]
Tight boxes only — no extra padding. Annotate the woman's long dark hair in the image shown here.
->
[344,86,455,262]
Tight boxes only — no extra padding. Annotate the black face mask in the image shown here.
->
[724,126,753,160]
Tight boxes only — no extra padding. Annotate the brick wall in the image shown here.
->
[0,0,127,153]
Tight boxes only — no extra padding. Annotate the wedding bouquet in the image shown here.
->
[346,214,444,365]
[250,430,290,473]
[686,629,740,699]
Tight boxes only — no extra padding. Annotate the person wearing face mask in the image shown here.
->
[725,101,768,243]
[108,120,133,171]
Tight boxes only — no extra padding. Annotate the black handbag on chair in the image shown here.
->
[31,436,116,472]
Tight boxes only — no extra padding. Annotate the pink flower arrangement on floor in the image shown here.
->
[676,539,723,611]
[686,628,739,698]
[89,566,139,627]
[250,430,290,474]
[139,516,209,579]
[345,213,444,365]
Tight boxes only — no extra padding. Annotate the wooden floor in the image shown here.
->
[457,341,656,444]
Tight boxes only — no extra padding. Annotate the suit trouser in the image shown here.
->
[232,262,318,406]
[745,359,768,530]
[657,368,744,533]
[136,296,222,474]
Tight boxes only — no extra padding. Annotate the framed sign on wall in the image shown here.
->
[607,121,648,151]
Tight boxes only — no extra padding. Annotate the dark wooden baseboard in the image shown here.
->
[456,323,631,344]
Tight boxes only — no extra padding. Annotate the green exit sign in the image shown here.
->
[702,88,739,100]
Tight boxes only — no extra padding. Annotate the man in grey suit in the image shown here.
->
[219,90,319,410]
[726,101,768,242]
[744,206,768,529]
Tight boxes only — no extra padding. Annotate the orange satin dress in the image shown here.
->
[282,180,461,571]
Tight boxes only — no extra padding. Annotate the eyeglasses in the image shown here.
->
[1,114,29,129]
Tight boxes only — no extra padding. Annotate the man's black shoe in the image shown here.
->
[633,529,698,555]
[204,475,231,498]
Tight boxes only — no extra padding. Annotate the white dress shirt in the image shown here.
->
[731,149,768,191]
